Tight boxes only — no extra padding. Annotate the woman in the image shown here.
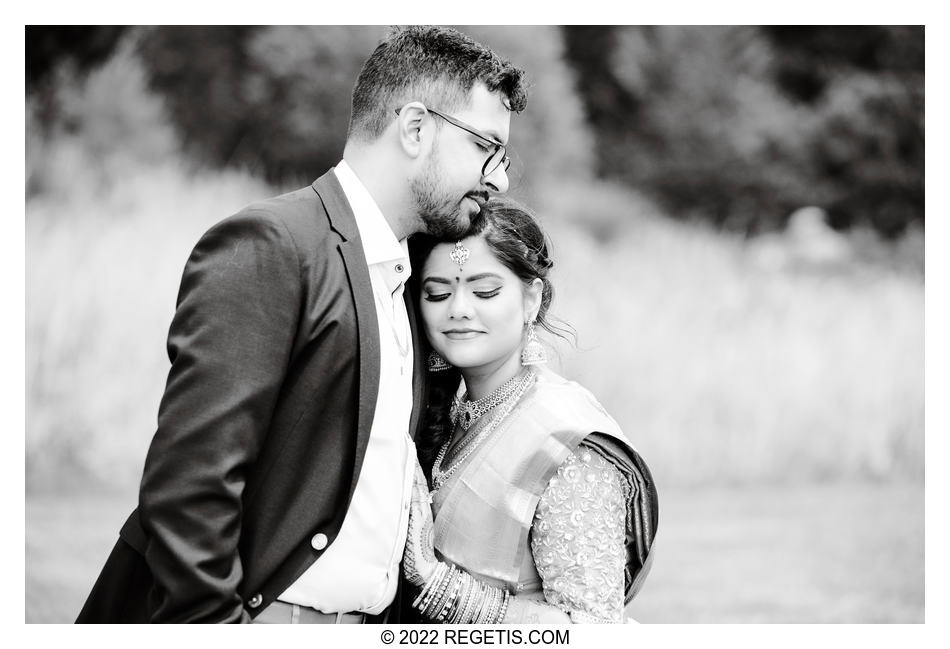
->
[403,198,658,624]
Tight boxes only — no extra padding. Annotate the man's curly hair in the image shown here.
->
[347,26,527,142]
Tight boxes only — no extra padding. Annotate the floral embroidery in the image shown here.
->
[530,444,626,623]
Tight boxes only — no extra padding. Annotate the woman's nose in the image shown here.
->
[448,291,474,319]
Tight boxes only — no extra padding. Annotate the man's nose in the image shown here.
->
[483,164,509,194]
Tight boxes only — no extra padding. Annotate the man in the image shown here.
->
[76,25,527,623]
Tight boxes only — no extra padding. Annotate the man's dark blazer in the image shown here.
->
[76,170,426,623]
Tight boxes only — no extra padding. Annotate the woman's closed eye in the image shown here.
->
[424,287,499,301]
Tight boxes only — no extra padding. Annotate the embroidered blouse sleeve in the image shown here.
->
[530,443,628,623]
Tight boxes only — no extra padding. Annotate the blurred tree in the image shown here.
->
[26,28,180,200]
[26,26,128,130]
[762,26,924,237]
[764,26,923,103]
[561,25,924,237]
[139,27,269,176]
[563,26,803,233]
[240,26,389,182]
[139,26,387,184]
[26,26,127,91]
[559,26,650,167]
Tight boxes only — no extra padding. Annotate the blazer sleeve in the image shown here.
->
[138,210,302,623]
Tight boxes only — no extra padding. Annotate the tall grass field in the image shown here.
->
[25,150,924,490]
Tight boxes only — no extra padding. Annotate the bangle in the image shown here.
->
[414,562,447,611]
[495,589,510,624]
[438,571,462,621]
[449,571,472,624]
[433,566,461,620]
[422,567,451,618]
[412,563,446,609]
[462,574,480,623]
[486,586,501,624]
[470,581,484,624]
[475,582,492,624]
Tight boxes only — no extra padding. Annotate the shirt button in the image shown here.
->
[311,533,328,550]
[395,263,404,273]
[247,593,263,609]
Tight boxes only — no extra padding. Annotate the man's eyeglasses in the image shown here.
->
[395,107,511,177]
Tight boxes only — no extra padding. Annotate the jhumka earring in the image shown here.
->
[428,350,452,372]
[520,321,547,366]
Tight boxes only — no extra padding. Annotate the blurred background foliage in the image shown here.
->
[25,24,923,488]
[24,24,924,624]
[27,25,924,235]
[565,26,924,236]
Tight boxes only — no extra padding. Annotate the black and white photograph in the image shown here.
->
[21,18,935,635]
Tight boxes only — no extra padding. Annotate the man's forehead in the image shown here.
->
[457,84,512,143]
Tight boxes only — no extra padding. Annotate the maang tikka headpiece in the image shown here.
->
[449,242,470,271]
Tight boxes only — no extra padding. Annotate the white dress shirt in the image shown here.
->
[277,160,416,614]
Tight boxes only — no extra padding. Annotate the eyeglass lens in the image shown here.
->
[483,148,510,176]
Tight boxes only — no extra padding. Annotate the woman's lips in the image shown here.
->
[443,330,483,340]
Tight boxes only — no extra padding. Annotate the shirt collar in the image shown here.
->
[335,160,411,294]
[335,160,408,267]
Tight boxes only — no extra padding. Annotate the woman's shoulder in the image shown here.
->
[532,367,611,413]
[526,368,623,439]
[532,366,588,393]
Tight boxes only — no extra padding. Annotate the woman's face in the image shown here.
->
[420,235,541,376]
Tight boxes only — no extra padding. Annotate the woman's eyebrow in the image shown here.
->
[465,272,503,282]
[423,272,502,284]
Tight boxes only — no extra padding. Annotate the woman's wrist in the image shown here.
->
[412,563,509,624]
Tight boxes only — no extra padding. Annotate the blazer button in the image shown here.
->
[247,593,263,609]
[311,533,328,550]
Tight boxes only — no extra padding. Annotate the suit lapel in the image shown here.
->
[311,171,380,500]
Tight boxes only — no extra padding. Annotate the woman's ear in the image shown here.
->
[396,102,428,159]
[524,278,544,322]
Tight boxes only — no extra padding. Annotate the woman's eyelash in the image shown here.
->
[423,288,501,301]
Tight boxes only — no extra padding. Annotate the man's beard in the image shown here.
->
[410,151,487,239]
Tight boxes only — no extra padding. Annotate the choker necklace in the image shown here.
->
[451,372,526,431]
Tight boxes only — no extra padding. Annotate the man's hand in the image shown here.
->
[403,459,438,587]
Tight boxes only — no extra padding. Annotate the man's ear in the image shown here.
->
[396,102,429,159]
